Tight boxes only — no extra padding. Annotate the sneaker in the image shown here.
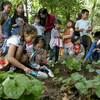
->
[43,67,54,78]
[9,67,16,72]
[96,70,100,75]
[37,71,48,79]
[28,63,40,70]
[47,69,54,78]
[55,61,58,64]
[30,71,48,79]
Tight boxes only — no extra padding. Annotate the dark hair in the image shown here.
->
[11,4,28,25]
[14,4,24,17]
[81,9,89,14]
[68,20,75,28]
[23,24,37,34]
[38,8,48,15]
[94,31,100,38]
[33,36,46,49]
[76,13,82,20]
[21,24,37,41]
[1,1,12,11]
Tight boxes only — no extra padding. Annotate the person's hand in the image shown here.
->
[79,29,84,32]
[23,67,33,73]
[87,27,92,32]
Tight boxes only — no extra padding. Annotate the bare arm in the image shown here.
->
[7,45,32,73]
[63,29,74,39]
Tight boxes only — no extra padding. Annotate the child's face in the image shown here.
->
[4,4,12,14]
[35,40,44,50]
[34,17,40,23]
[67,21,73,28]
[17,5,24,14]
[24,32,36,43]
[82,12,89,19]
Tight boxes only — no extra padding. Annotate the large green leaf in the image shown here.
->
[3,77,25,99]
[71,73,84,82]
[0,85,3,97]
[95,85,100,98]
[75,82,88,95]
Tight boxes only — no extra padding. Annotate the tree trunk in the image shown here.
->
[25,0,28,22]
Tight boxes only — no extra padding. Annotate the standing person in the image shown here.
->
[0,1,12,39]
[32,14,45,36]
[63,20,74,56]
[38,8,56,50]
[49,19,63,63]
[11,4,28,35]
[75,9,92,56]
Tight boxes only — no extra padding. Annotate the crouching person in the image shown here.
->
[83,31,100,63]
[26,36,54,79]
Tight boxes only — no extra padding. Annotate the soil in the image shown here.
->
[41,63,99,100]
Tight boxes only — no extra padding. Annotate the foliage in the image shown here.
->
[0,72,44,100]
[61,72,100,98]
[64,57,82,71]
[39,0,83,24]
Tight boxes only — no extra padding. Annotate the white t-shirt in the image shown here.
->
[33,23,45,36]
[75,19,91,37]
[6,35,21,47]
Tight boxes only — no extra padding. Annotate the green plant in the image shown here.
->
[0,72,44,100]
[64,57,82,71]
[61,72,100,98]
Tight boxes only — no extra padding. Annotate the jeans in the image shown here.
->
[44,32,51,50]
[92,50,100,61]
[49,46,59,62]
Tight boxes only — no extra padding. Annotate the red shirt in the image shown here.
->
[45,14,56,32]
[74,43,81,54]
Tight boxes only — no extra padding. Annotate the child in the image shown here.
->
[83,31,100,63]
[0,24,38,74]
[49,19,63,63]
[63,20,74,56]
[27,36,54,78]
[75,9,92,55]
[0,1,12,43]
[32,15,45,36]
[73,37,85,59]
[11,4,28,35]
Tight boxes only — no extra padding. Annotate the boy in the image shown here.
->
[75,9,92,55]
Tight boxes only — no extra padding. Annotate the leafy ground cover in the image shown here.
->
[42,59,100,100]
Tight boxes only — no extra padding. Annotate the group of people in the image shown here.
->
[0,1,100,79]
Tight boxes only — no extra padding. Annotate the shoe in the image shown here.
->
[30,71,48,79]
[28,63,40,70]
[47,69,54,77]
[44,67,54,77]
[9,67,16,72]
[55,61,58,64]
[96,70,100,75]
